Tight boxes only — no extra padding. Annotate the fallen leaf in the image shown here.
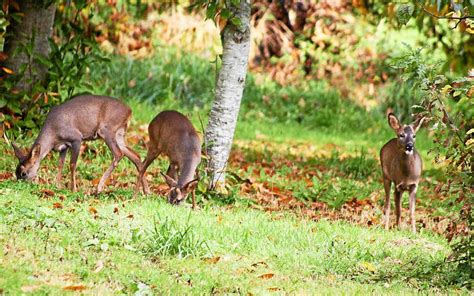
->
[268,287,280,291]
[0,52,8,62]
[252,261,269,268]
[63,285,87,291]
[91,178,111,186]
[89,207,98,214]
[2,67,14,74]
[53,202,63,209]
[360,261,376,273]
[258,273,274,279]
[0,172,13,180]
[113,207,119,214]
[203,256,221,264]
[127,214,134,219]
[41,189,55,198]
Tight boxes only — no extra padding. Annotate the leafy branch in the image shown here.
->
[421,6,474,29]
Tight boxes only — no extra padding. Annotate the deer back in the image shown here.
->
[148,110,201,164]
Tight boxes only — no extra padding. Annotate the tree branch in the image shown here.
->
[422,7,474,29]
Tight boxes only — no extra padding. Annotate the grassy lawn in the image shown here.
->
[0,179,460,294]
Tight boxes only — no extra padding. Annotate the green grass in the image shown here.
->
[0,180,466,294]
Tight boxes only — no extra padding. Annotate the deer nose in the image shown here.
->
[406,143,414,151]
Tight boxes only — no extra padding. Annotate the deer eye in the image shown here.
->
[413,135,416,138]
[20,171,27,177]
[399,134,405,138]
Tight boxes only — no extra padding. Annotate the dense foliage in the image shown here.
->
[1,0,105,134]
[393,45,472,287]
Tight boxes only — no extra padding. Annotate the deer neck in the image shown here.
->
[397,149,418,175]
[34,127,55,161]
[177,159,198,188]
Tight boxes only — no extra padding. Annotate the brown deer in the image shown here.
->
[380,113,425,233]
[12,95,142,193]
[135,110,201,208]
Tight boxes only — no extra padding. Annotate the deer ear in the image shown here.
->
[30,143,41,161]
[160,173,177,187]
[412,116,426,133]
[388,113,401,130]
[183,179,198,192]
[12,143,26,161]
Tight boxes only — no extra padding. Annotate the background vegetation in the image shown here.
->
[0,0,472,294]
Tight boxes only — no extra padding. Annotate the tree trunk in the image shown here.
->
[4,0,56,92]
[205,0,251,189]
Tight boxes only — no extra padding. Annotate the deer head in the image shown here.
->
[388,113,425,155]
[12,143,42,181]
[161,173,198,205]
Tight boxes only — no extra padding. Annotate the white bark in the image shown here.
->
[205,0,251,189]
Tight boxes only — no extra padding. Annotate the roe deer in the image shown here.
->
[12,95,142,193]
[136,110,201,209]
[380,113,425,233]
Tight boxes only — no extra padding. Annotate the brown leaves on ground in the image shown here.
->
[226,142,459,238]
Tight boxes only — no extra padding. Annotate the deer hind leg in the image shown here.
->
[383,177,392,230]
[97,130,124,194]
[408,185,417,233]
[56,147,68,188]
[115,127,142,170]
[69,141,81,192]
[394,189,402,229]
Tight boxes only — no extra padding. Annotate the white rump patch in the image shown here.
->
[116,127,127,150]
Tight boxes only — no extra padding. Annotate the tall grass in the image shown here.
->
[142,214,209,258]
[83,47,382,133]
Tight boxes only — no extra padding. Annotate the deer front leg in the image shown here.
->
[409,185,417,233]
[136,149,159,195]
[69,141,81,192]
[394,189,402,229]
[56,148,68,188]
[383,177,391,230]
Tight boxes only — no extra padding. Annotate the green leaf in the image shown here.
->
[206,3,217,21]
[221,8,231,20]
[396,4,414,26]
[230,17,242,27]
[0,98,6,108]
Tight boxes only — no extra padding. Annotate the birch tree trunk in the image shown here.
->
[4,0,56,92]
[205,0,251,189]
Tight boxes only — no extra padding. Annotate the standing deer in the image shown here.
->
[380,113,425,233]
[136,111,201,208]
[12,95,142,193]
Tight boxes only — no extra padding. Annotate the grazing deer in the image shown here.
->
[12,95,142,193]
[380,113,425,233]
[136,110,201,209]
